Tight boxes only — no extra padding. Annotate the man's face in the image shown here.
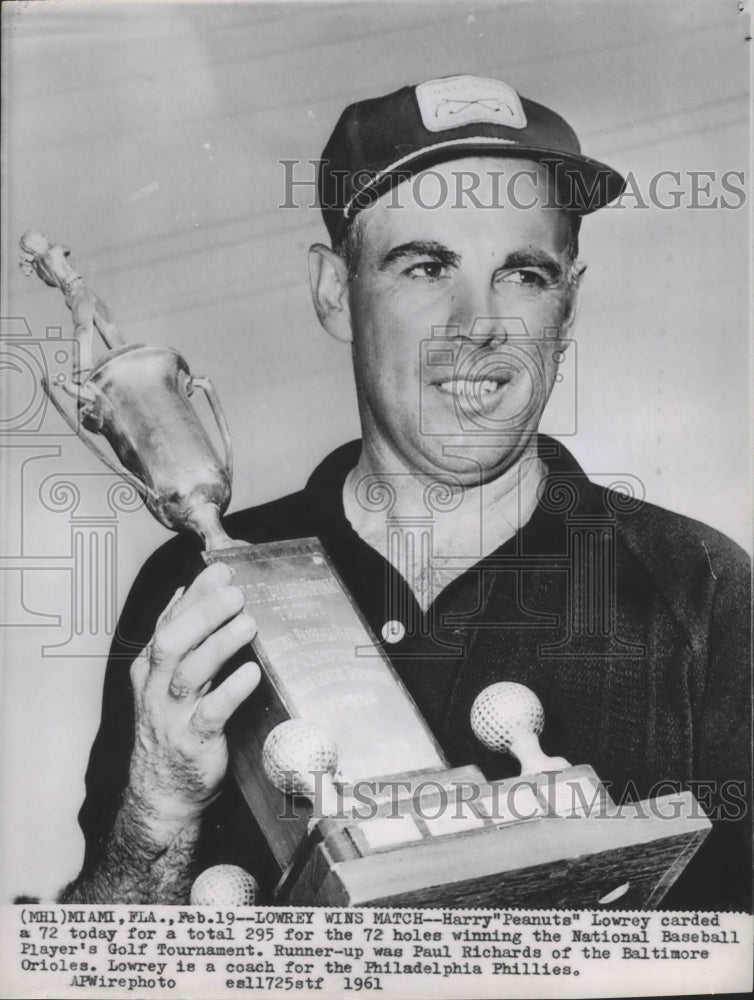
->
[343,157,582,483]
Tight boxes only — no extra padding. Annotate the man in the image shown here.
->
[60,75,750,909]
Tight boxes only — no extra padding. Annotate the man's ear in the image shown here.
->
[308,244,353,343]
[562,260,587,335]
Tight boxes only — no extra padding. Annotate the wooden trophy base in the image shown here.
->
[275,766,711,910]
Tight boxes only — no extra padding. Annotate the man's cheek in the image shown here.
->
[515,306,568,340]
[544,291,576,332]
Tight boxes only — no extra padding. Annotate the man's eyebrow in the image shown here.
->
[377,241,460,271]
[502,249,564,280]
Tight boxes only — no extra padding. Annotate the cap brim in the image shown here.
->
[345,137,626,219]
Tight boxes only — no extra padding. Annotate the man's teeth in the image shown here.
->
[437,378,502,395]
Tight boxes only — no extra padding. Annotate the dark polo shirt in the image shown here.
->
[77,435,751,910]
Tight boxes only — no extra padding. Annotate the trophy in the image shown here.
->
[22,232,711,909]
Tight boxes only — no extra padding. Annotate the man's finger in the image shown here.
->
[150,585,245,673]
[155,585,186,630]
[168,612,257,700]
[163,561,234,623]
[191,662,261,738]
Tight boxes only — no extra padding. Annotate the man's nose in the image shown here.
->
[448,284,507,345]
[466,316,508,345]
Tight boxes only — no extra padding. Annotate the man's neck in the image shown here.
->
[343,443,546,610]
[351,434,539,507]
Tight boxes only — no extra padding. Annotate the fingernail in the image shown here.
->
[237,661,261,689]
[221,585,245,608]
[230,612,256,637]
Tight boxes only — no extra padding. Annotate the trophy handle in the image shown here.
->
[41,375,159,505]
[190,375,233,483]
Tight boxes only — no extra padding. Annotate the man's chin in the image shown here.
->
[415,436,536,484]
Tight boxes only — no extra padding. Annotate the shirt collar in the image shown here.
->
[304,434,605,532]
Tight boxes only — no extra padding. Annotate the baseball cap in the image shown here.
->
[319,74,626,244]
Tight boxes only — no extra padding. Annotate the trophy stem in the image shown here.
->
[186,502,239,552]
[509,731,570,775]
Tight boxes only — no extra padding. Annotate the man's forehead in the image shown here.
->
[356,156,572,251]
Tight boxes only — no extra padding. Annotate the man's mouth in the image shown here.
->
[435,376,512,396]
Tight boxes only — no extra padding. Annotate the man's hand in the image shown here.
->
[59,560,261,905]
[127,560,260,836]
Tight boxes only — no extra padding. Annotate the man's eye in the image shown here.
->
[404,261,448,280]
[499,269,551,289]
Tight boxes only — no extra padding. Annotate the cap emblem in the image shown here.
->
[415,75,527,133]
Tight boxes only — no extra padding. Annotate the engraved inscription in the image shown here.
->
[209,538,446,780]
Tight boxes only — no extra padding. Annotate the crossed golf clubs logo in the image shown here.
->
[436,97,517,119]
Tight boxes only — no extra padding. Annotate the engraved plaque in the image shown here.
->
[205,538,446,782]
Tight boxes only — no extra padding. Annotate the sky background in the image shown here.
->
[1,0,750,901]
